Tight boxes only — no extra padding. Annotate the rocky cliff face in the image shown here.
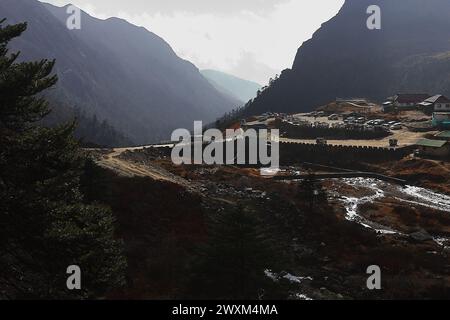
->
[244,0,450,115]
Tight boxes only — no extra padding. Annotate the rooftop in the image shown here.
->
[416,138,447,148]
[423,94,450,104]
[395,93,430,103]
[435,131,450,139]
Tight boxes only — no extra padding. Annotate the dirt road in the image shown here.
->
[91,147,188,187]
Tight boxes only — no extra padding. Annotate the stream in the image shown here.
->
[332,178,450,247]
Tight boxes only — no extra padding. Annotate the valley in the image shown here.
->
[2,0,450,303]
[83,145,450,299]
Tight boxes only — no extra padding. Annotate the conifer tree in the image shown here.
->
[189,206,281,299]
[0,20,126,299]
[297,172,327,211]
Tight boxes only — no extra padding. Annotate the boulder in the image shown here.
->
[409,230,433,242]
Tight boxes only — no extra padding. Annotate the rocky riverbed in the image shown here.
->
[327,177,450,249]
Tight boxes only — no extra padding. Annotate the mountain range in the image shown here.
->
[201,69,262,104]
[243,0,450,116]
[1,0,240,145]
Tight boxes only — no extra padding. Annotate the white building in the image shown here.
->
[419,95,450,112]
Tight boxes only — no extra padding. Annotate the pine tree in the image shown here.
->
[188,206,281,299]
[297,172,327,211]
[0,20,126,299]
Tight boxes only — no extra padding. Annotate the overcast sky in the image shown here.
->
[40,0,344,84]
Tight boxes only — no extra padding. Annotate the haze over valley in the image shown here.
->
[2,0,450,302]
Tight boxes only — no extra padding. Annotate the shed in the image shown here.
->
[415,138,449,158]
[434,131,450,141]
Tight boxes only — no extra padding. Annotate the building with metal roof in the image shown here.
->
[419,95,450,113]
[383,93,431,112]
[393,93,431,108]
[434,131,450,141]
[415,138,449,158]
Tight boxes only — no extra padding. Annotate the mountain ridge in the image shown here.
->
[2,0,240,144]
[242,0,450,116]
[201,69,262,104]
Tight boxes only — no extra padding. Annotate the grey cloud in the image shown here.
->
[52,0,291,15]
[228,51,279,85]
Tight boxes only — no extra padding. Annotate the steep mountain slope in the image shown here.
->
[1,0,239,144]
[243,0,450,116]
[201,69,262,104]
